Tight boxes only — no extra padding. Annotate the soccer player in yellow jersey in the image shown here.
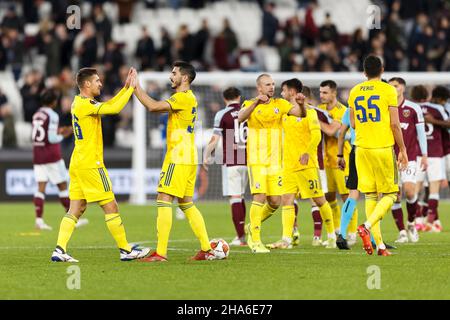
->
[238,74,303,253]
[349,55,408,256]
[133,61,216,262]
[51,68,150,262]
[267,78,336,249]
[318,80,353,236]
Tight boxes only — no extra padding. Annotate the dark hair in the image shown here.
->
[40,88,58,106]
[223,87,241,101]
[281,78,303,93]
[302,85,312,98]
[173,60,196,83]
[76,67,98,88]
[388,77,406,86]
[431,85,450,102]
[363,55,383,78]
[410,85,429,102]
[320,80,337,90]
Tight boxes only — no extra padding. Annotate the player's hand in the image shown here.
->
[295,93,306,105]
[130,68,138,89]
[397,149,408,171]
[338,157,346,171]
[420,155,428,171]
[256,95,269,104]
[125,68,133,88]
[299,153,309,165]
[424,113,435,123]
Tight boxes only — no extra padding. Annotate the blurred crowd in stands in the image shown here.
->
[0,0,450,148]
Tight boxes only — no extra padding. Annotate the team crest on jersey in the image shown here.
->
[403,109,411,118]
[296,117,301,122]
[255,182,261,189]
[90,99,97,105]
[274,108,279,114]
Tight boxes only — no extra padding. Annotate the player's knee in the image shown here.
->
[313,196,326,207]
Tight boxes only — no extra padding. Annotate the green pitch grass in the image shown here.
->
[1,201,449,300]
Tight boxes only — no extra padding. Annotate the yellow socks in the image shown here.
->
[249,201,264,242]
[105,213,132,252]
[282,205,295,239]
[261,203,277,222]
[329,199,341,233]
[179,202,211,252]
[319,202,335,238]
[348,208,359,234]
[156,200,173,257]
[366,193,397,228]
[56,214,78,252]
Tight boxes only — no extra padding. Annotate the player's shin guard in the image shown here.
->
[340,198,356,239]
[364,194,383,248]
[249,201,264,242]
[366,193,397,228]
[391,202,405,231]
[105,213,132,252]
[33,192,45,218]
[282,205,295,240]
[319,202,335,239]
[56,214,78,252]
[58,190,70,212]
[406,195,418,223]
[261,203,277,222]
[329,199,341,234]
[179,202,211,252]
[156,201,173,256]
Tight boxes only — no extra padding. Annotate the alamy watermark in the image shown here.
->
[66,5,81,30]
[366,265,381,290]
[367,5,382,30]
[66,265,81,290]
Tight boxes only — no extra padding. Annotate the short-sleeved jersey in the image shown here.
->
[32,107,62,164]
[165,90,198,164]
[421,102,448,157]
[348,80,398,149]
[341,108,355,145]
[395,99,424,160]
[318,101,351,168]
[242,97,292,166]
[312,106,333,170]
[213,103,247,166]
[70,96,106,169]
[282,108,320,171]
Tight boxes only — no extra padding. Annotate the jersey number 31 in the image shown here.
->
[354,95,381,123]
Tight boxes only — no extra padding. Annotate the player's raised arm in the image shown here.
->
[238,95,268,122]
[390,106,408,170]
[134,80,172,113]
[286,92,306,117]
[319,119,341,137]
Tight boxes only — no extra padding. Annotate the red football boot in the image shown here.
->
[377,248,392,256]
[190,250,216,261]
[140,251,168,262]
[357,224,373,255]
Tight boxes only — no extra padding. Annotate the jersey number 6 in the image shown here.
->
[354,95,381,123]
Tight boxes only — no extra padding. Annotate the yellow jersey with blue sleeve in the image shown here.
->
[157,90,198,198]
[242,97,292,167]
[282,108,324,199]
[348,79,399,194]
[318,101,350,169]
[69,86,133,203]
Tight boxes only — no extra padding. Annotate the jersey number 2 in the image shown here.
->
[354,95,380,123]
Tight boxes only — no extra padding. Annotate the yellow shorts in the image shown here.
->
[248,165,282,196]
[69,167,115,204]
[356,146,399,194]
[157,161,197,198]
[283,168,324,199]
[325,167,349,195]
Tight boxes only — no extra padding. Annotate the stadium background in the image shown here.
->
[1,0,449,201]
